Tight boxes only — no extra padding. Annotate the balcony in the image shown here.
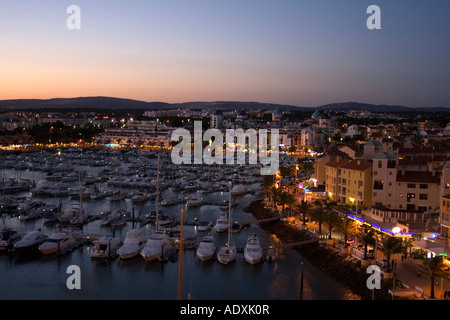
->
[373,182,384,190]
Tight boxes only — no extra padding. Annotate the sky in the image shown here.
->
[0,0,449,108]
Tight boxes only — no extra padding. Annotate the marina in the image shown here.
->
[0,148,356,300]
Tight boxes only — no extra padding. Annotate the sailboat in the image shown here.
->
[141,153,175,262]
[216,183,237,265]
[70,166,89,225]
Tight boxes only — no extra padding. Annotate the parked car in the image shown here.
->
[376,258,387,268]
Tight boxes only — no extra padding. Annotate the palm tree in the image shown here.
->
[420,255,447,299]
[278,191,291,216]
[262,175,275,201]
[310,205,327,236]
[270,186,282,211]
[380,236,404,273]
[359,225,376,260]
[301,161,314,180]
[279,165,295,179]
[337,216,358,247]
[296,199,311,225]
[284,193,298,217]
[325,209,341,240]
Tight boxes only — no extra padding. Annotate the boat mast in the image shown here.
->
[78,164,83,217]
[227,182,232,248]
[155,153,160,231]
[178,207,183,300]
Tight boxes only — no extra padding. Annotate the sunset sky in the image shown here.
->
[0,0,449,108]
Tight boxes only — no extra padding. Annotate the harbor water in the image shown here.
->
[0,150,358,300]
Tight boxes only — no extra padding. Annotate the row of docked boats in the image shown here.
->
[0,227,85,256]
[196,232,275,265]
[0,221,275,264]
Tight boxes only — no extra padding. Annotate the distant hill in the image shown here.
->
[0,96,448,113]
[0,97,170,112]
[315,102,450,113]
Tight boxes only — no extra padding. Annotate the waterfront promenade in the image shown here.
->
[297,215,450,300]
[271,184,450,300]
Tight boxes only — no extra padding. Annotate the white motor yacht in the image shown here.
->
[116,229,145,260]
[38,229,77,255]
[243,233,263,264]
[214,214,228,233]
[196,235,216,262]
[140,230,172,262]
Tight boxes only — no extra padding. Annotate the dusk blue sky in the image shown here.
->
[0,0,449,108]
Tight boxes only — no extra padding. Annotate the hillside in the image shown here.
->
[0,97,448,113]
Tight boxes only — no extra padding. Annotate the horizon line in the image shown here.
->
[0,96,449,110]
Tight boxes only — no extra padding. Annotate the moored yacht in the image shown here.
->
[140,230,173,262]
[13,230,48,253]
[243,233,263,264]
[196,234,216,262]
[186,196,203,207]
[38,229,78,255]
[116,229,145,260]
[90,236,121,259]
[217,184,237,265]
[214,213,228,233]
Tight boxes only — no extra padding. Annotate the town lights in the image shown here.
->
[392,227,401,234]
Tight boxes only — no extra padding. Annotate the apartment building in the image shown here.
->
[325,158,373,207]
[372,151,441,213]
[441,162,450,242]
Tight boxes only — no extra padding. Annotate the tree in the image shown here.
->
[325,209,341,240]
[337,216,358,247]
[278,191,291,216]
[270,186,282,211]
[310,205,327,236]
[262,175,275,201]
[379,236,404,273]
[420,255,447,299]
[279,165,295,182]
[284,193,298,217]
[301,161,314,180]
[359,225,376,260]
[296,199,311,225]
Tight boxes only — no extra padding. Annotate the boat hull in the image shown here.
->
[217,246,236,265]
[244,252,263,264]
[117,246,142,260]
